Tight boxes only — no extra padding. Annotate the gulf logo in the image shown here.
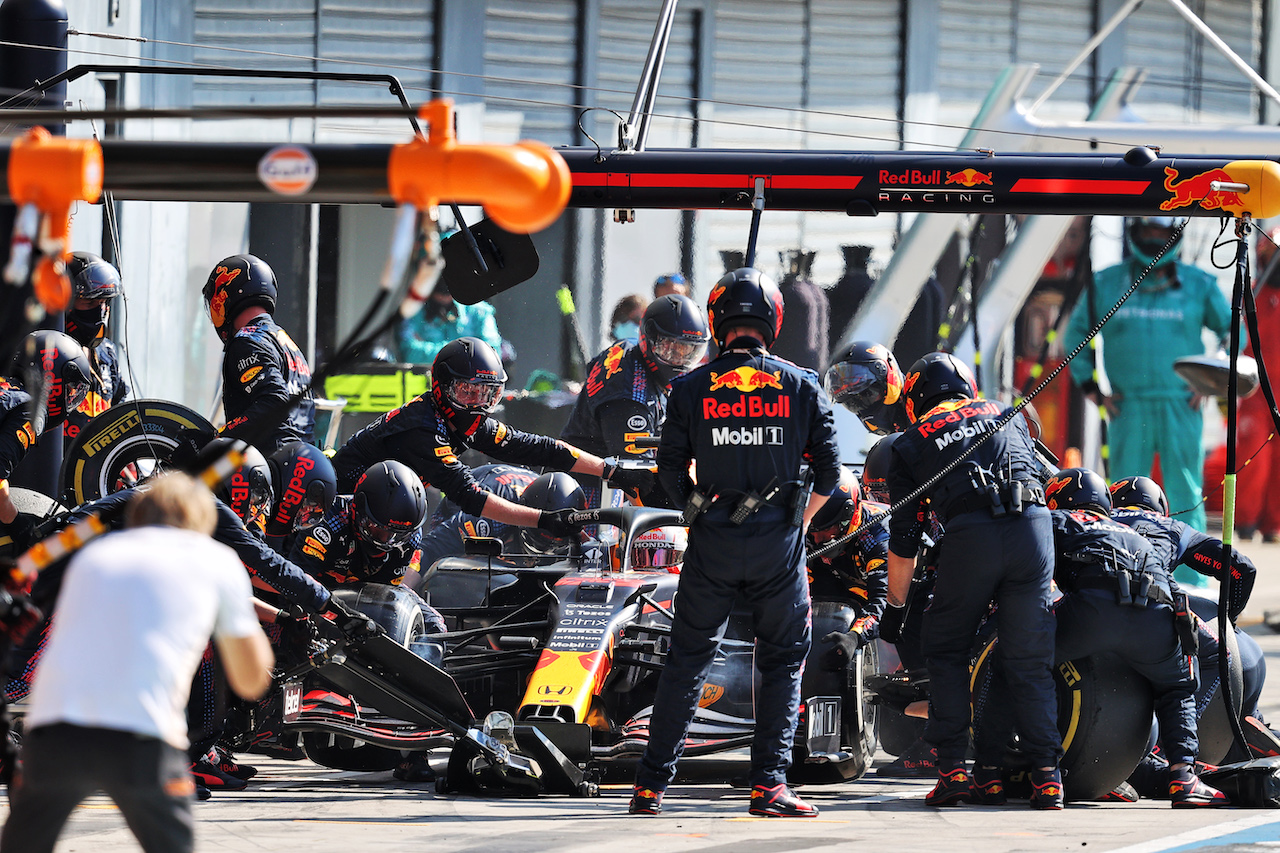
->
[257,145,318,196]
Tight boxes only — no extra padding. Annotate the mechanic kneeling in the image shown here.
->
[1042,468,1230,808]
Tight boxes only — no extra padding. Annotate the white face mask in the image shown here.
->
[612,321,640,341]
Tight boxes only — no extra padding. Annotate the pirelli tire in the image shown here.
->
[301,583,427,773]
[0,488,67,557]
[60,400,216,506]
[971,638,1153,802]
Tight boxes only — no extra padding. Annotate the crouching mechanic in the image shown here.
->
[806,469,890,664]
[289,460,445,634]
[1042,468,1230,807]
[824,341,909,435]
[560,294,710,507]
[887,352,1061,808]
[331,336,651,543]
[631,267,842,819]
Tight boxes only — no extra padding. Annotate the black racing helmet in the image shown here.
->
[1126,216,1183,270]
[902,352,978,424]
[203,254,278,342]
[352,460,428,552]
[519,472,585,556]
[1109,475,1170,516]
[809,467,861,538]
[1045,467,1111,516]
[431,337,508,424]
[705,267,784,348]
[639,293,710,385]
[266,441,337,537]
[17,330,91,434]
[166,434,273,531]
[825,341,905,434]
[861,432,900,504]
[65,252,122,348]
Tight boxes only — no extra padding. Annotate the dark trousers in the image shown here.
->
[1,724,194,853]
[1055,590,1198,765]
[636,516,811,790]
[923,506,1060,766]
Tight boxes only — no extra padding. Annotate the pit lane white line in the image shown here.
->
[1105,813,1280,853]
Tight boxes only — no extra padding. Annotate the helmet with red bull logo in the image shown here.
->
[15,330,91,434]
[808,468,861,541]
[706,267,784,349]
[202,254,278,342]
[266,441,337,536]
[901,352,977,424]
[1045,467,1111,516]
[639,294,710,385]
[861,432,900,503]
[166,433,273,531]
[825,341,904,434]
[1109,475,1169,516]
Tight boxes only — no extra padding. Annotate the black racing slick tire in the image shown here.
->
[971,639,1153,802]
[59,399,216,506]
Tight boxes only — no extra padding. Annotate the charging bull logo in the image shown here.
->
[603,343,625,379]
[708,367,783,393]
[946,169,993,188]
[1160,166,1244,212]
[1044,473,1074,510]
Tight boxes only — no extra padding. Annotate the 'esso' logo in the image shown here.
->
[257,145,318,196]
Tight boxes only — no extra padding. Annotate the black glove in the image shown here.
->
[320,595,382,638]
[878,603,907,644]
[821,630,863,670]
[274,604,315,649]
[602,460,655,498]
[537,508,580,540]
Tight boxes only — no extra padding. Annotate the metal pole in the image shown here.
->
[1027,0,1145,114]
[622,0,680,151]
[1164,0,1280,112]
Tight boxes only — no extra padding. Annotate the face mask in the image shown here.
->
[66,303,109,347]
[612,321,640,342]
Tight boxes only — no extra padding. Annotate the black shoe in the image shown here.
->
[195,782,212,801]
[970,765,1007,806]
[1029,767,1064,810]
[1169,770,1230,808]
[210,746,257,781]
[925,763,972,806]
[876,737,937,778]
[628,785,664,815]
[393,752,436,783]
[748,783,818,817]
[1096,781,1138,803]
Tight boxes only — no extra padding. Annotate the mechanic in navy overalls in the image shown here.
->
[1038,469,1229,808]
[629,267,841,819]
[885,352,1062,808]
[560,293,709,508]
[203,254,315,454]
[331,337,649,543]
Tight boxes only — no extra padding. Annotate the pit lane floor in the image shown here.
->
[9,537,1280,853]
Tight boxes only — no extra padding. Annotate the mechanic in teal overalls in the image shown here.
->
[1066,217,1232,580]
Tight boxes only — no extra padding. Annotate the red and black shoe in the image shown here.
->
[748,783,819,817]
[210,745,257,781]
[970,765,1007,806]
[876,737,937,778]
[628,785,664,816]
[1029,767,1064,810]
[190,757,248,792]
[1169,769,1230,808]
[1096,781,1139,803]
[926,762,972,806]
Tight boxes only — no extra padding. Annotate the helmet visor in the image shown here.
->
[825,362,884,412]
[293,498,327,531]
[355,513,418,550]
[631,544,681,569]
[650,337,707,372]
[447,378,504,412]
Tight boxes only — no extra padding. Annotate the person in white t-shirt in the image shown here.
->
[1,473,273,853]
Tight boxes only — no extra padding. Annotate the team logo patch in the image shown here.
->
[434,446,454,458]
[603,344,625,378]
[240,366,263,383]
[493,423,509,444]
[313,526,331,544]
[707,367,783,393]
[627,415,647,430]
